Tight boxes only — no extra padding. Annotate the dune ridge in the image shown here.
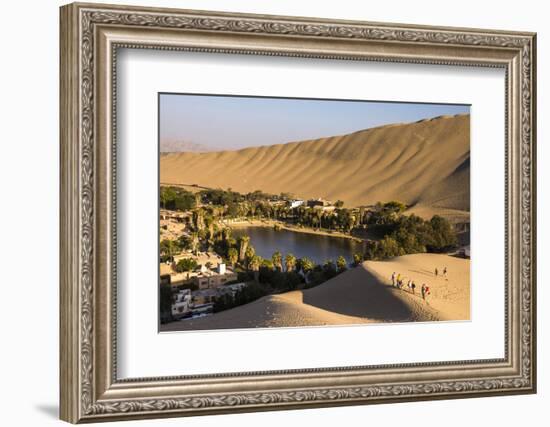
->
[160,114,470,214]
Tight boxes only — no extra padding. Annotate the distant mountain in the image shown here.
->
[160,140,221,153]
[160,114,470,215]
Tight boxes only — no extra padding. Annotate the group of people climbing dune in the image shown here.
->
[390,266,448,302]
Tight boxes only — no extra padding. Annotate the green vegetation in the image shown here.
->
[297,257,314,275]
[305,259,341,288]
[363,203,458,259]
[227,247,238,267]
[249,254,262,282]
[238,235,250,262]
[175,258,198,275]
[160,239,183,262]
[161,186,362,234]
[285,253,297,272]
[160,186,461,318]
[272,251,283,271]
[160,188,458,259]
[160,186,196,211]
[256,265,303,291]
[336,255,347,272]
[213,282,269,313]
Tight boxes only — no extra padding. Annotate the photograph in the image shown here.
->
[158,94,471,331]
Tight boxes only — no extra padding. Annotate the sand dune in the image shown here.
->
[160,253,470,332]
[161,114,470,216]
[363,253,470,321]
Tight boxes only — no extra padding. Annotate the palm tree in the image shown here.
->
[238,235,250,262]
[261,259,274,270]
[312,213,319,229]
[336,255,347,272]
[272,251,283,271]
[315,210,323,230]
[191,232,199,255]
[299,257,314,277]
[160,189,167,210]
[222,227,232,241]
[192,209,204,231]
[249,255,262,282]
[227,247,238,268]
[285,253,297,272]
[245,245,256,267]
[346,215,355,233]
[160,239,178,261]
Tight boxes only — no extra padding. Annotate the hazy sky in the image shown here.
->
[159,93,470,152]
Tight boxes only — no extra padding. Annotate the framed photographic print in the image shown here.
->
[60,2,537,423]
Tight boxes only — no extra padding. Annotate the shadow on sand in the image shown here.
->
[302,264,414,322]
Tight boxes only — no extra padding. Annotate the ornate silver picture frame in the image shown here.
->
[60,2,536,423]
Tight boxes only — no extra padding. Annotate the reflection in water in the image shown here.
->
[232,226,366,265]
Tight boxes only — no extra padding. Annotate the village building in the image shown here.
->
[307,198,332,208]
[194,263,238,289]
[173,250,222,267]
[288,199,305,209]
[218,282,248,298]
[160,251,236,288]
[312,204,336,213]
[191,289,219,305]
[171,288,192,319]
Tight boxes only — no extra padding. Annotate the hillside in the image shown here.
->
[160,114,470,215]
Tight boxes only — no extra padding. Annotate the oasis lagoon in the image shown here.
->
[231,226,366,266]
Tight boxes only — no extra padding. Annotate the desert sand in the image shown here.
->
[160,114,470,218]
[160,253,470,332]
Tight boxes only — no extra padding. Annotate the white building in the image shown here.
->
[194,265,238,289]
[171,288,192,318]
[289,199,305,209]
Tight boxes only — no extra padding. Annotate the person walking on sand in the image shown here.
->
[391,272,396,286]
[443,266,448,279]
[425,285,431,299]
[421,284,427,300]
[411,281,416,294]
[407,279,412,292]
[434,267,438,277]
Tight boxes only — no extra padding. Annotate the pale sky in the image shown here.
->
[159,93,470,152]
